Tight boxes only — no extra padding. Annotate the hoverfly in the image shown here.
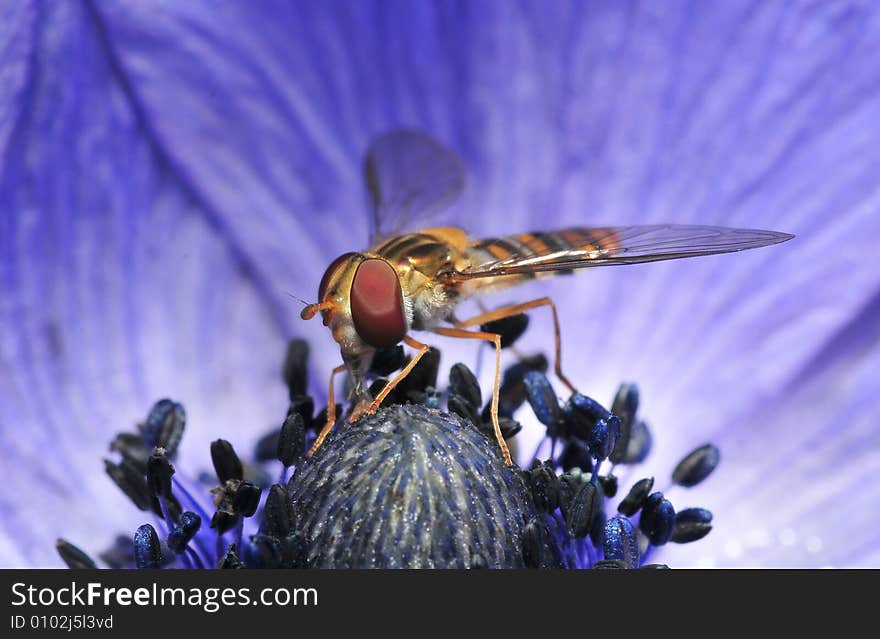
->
[301,130,793,466]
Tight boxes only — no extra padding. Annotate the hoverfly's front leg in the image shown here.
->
[456,296,577,395]
[307,364,348,458]
[432,327,513,467]
[352,335,431,421]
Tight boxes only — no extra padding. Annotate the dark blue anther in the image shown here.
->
[211,439,243,483]
[134,524,161,569]
[609,383,638,464]
[145,448,182,523]
[288,395,315,431]
[110,432,151,470]
[607,415,621,458]
[146,448,174,498]
[563,481,599,539]
[448,393,481,426]
[398,347,441,396]
[232,481,262,517]
[369,345,407,377]
[598,474,618,498]
[263,484,294,539]
[254,428,282,463]
[167,511,202,554]
[497,417,522,439]
[564,393,612,442]
[676,507,713,524]
[618,477,654,516]
[104,459,152,512]
[671,508,714,543]
[559,441,592,473]
[527,460,559,513]
[376,354,440,407]
[282,532,309,569]
[142,399,186,457]
[282,339,310,398]
[56,539,98,569]
[603,515,639,568]
[522,517,552,569]
[589,414,620,460]
[589,418,608,459]
[639,492,675,546]
[449,363,482,409]
[485,354,548,419]
[622,419,652,464]
[277,412,306,466]
[523,371,561,427]
[557,471,581,512]
[611,383,639,421]
[210,510,240,534]
[481,313,529,348]
[672,444,720,487]
[640,492,663,531]
[218,544,244,569]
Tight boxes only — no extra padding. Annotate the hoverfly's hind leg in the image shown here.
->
[354,335,431,420]
[432,327,513,467]
[457,296,577,395]
[307,364,348,458]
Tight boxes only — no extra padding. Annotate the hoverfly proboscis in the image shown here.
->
[300,130,793,466]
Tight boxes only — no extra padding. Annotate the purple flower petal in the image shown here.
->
[661,291,880,566]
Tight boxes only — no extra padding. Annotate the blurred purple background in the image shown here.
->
[1,0,879,567]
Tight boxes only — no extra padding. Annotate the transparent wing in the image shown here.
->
[363,129,466,244]
[452,224,794,280]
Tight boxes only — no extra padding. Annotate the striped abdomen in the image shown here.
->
[467,228,621,286]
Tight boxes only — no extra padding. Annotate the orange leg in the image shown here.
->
[307,364,347,458]
[308,337,430,458]
[433,327,513,467]
[457,296,577,394]
[358,335,430,417]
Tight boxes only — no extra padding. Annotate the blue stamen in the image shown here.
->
[142,399,186,457]
[523,371,561,427]
[604,515,639,568]
[673,444,721,487]
[134,524,161,569]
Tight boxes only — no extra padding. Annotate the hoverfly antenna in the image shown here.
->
[301,300,334,321]
[286,290,311,308]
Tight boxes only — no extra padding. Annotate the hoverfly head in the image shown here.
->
[301,252,359,324]
[302,253,406,351]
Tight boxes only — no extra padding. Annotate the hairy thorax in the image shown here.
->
[374,232,467,331]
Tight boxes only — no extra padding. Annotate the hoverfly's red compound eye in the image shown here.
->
[350,259,406,348]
